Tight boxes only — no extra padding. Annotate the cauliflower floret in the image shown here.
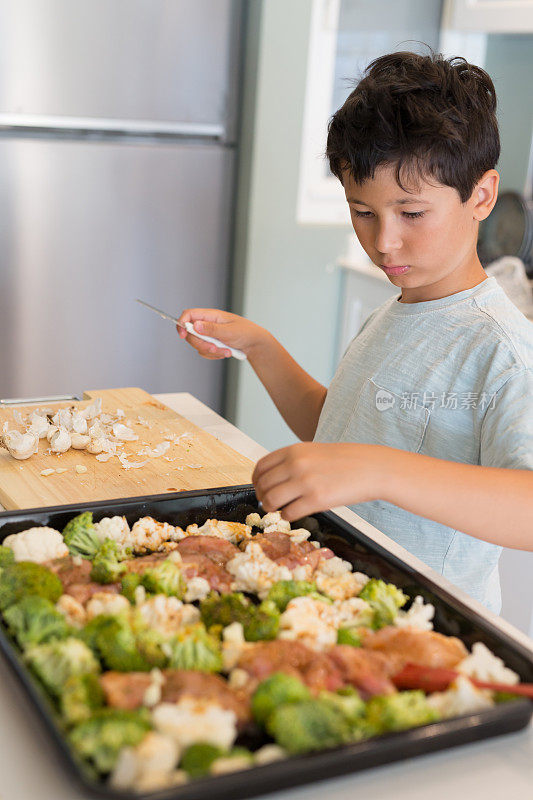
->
[394,596,435,631]
[261,511,291,533]
[279,596,372,651]
[3,527,68,563]
[226,542,292,598]
[427,675,495,718]
[245,513,262,528]
[279,597,337,650]
[110,731,181,791]
[227,668,249,690]
[184,577,211,603]
[143,668,165,708]
[85,592,130,620]
[153,698,237,750]
[287,528,311,544]
[210,754,253,775]
[222,622,247,671]
[130,517,184,553]
[315,571,365,602]
[185,519,251,545]
[137,595,200,636]
[254,745,287,765]
[93,516,131,548]
[55,594,87,628]
[313,557,369,601]
[457,642,519,685]
[316,555,353,578]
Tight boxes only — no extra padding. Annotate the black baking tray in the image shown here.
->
[0,484,532,800]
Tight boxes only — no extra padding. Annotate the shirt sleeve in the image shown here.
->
[480,368,533,470]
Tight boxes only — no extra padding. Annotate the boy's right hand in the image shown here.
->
[176,308,265,360]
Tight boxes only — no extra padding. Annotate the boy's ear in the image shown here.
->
[471,169,499,222]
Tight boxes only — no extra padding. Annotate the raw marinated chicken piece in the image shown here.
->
[237,640,344,694]
[100,672,153,710]
[45,556,120,604]
[122,552,169,574]
[64,581,121,605]
[250,532,324,572]
[122,544,234,592]
[176,535,240,565]
[179,553,234,593]
[100,670,251,726]
[329,645,397,698]
[45,556,92,588]
[360,627,468,671]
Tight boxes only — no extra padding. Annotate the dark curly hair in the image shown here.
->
[326,49,500,203]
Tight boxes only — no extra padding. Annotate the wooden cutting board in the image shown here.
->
[0,388,254,510]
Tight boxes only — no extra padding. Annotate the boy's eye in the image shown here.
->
[352,209,426,220]
[403,211,425,219]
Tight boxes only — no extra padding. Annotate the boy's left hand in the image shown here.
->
[252,442,384,522]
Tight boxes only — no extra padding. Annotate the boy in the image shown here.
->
[177,51,533,613]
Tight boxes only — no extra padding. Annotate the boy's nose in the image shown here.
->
[374,221,402,253]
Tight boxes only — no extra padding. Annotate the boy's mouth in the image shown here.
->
[380,264,410,276]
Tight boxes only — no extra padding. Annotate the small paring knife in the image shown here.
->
[136,299,247,361]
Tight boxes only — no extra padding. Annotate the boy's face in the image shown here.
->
[343,164,495,303]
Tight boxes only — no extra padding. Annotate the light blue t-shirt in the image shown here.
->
[314,276,533,612]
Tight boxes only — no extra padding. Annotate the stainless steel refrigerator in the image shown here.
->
[0,0,243,411]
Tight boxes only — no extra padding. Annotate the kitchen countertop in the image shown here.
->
[0,391,532,800]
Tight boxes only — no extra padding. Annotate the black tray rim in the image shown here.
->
[0,484,532,800]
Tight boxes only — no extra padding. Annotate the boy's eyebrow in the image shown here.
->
[347,197,432,206]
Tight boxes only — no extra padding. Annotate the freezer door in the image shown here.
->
[0,0,240,132]
[0,138,233,410]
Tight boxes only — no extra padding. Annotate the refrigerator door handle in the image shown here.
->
[0,114,229,144]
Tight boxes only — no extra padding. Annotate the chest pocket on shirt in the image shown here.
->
[339,378,430,453]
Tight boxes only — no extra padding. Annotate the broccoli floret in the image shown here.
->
[246,599,281,641]
[267,579,331,612]
[62,512,101,560]
[83,613,163,672]
[200,592,279,642]
[358,579,408,629]
[90,540,128,584]
[251,672,311,726]
[25,637,100,696]
[0,562,63,611]
[318,687,366,726]
[135,628,168,670]
[141,559,185,598]
[337,627,363,647]
[167,625,222,672]
[180,743,225,778]
[266,699,351,754]
[0,545,15,568]
[59,673,105,726]
[3,595,70,648]
[120,572,142,603]
[365,691,439,733]
[69,708,151,774]
[79,614,112,656]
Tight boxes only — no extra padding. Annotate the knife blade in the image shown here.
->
[136,299,246,360]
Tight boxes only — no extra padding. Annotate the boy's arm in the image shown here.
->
[252,443,533,549]
[176,310,327,441]
[380,448,532,549]
[247,331,327,441]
